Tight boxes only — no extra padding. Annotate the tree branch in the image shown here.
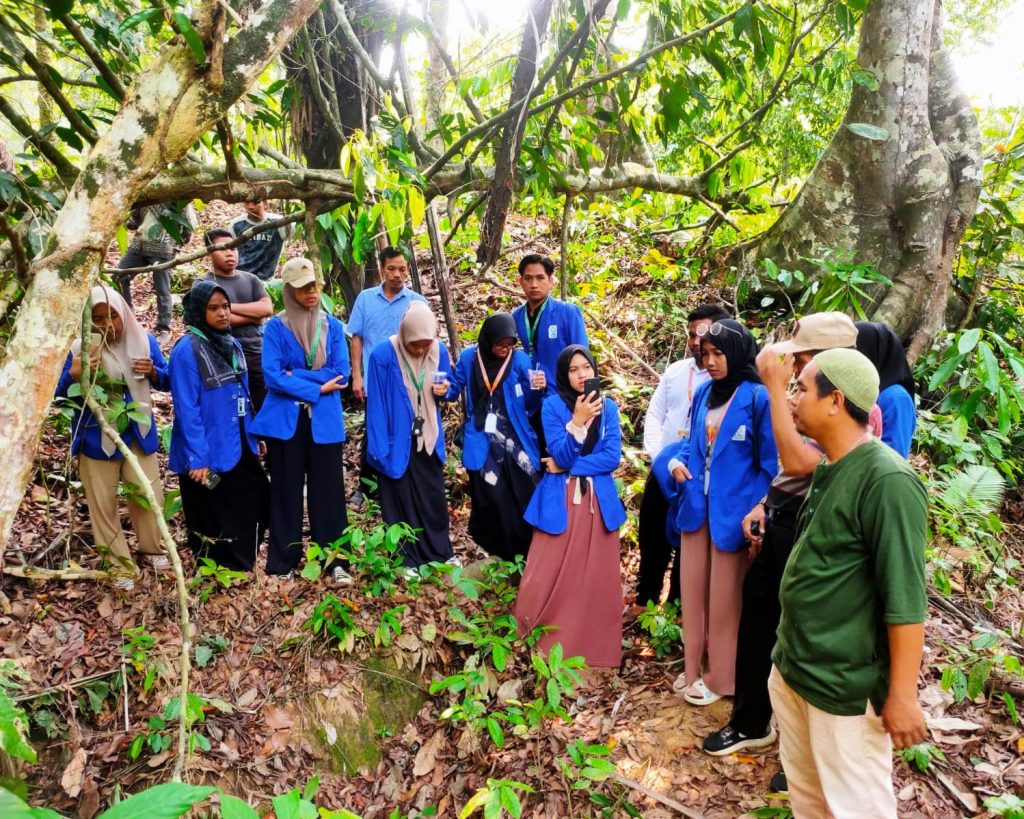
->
[57,14,126,101]
[424,2,747,181]
[419,11,485,123]
[0,16,99,144]
[299,25,347,145]
[0,94,78,180]
[0,73,101,90]
[0,216,30,282]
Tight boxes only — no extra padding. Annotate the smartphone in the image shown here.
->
[583,377,601,398]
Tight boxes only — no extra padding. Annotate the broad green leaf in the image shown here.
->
[957,327,982,355]
[117,7,164,35]
[98,783,216,819]
[846,122,889,141]
[219,794,260,819]
[171,13,206,65]
[928,352,964,390]
[0,692,36,763]
[976,341,1001,394]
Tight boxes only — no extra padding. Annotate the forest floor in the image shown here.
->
[1,203,1022,817]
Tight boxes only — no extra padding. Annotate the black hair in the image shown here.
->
[518,254,555,277]
[204,228,233,248]
[814,369,870,426]
[379,246,407,266]
[687,303,731,323]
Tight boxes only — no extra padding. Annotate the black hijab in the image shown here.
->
[555,344,602,455]
[855,321,916,398]
[703,319,761,408]
[471,313,518,429]
[182,280,237,366]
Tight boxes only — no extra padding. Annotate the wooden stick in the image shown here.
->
[3,564,108,581]
[425,201,461,356]
[13,668,121,703]
[581,306,659,380]
[612,774,707,818]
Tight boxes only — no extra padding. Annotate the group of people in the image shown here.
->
[58,210,929,814]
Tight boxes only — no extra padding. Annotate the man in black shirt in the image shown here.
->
[228,200,293,281]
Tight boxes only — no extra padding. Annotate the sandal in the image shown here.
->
[683,678,721,706]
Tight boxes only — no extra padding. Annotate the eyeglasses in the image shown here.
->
[696,321,741,338]
[492,339,517,351]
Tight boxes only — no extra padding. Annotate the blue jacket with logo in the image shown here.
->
[365,339,451,479]
[877,384,916,459]
[444,347,541,471]
[658,379,778,552]
[168,335,259,474]
[55,333,169,460]
[524,395,626,535]
[511,298,588,399]
[250,315,350,444]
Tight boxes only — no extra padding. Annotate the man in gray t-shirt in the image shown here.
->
[201,228,273,410]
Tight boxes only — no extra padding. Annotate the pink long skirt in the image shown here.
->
[514,481,623,668]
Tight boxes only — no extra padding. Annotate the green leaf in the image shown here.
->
[195,645,213,668]
[0,692,36,763]
[44,0,75,16]
[171,12,206,65]
[219,794,260,819]
[977,341,1001,394]
[928,352,964,390]
[117,7,164,35]
[97,783,216,819]
[850,67,878,91]
[846,122,889,141]
[957,327,982,355]
[0,785,62,818]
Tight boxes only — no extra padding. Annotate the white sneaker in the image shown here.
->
[147,555,170,571]
[683,678,722,707]
[331,565,353,585]
[403,567,419,580]
[445,556,463,568]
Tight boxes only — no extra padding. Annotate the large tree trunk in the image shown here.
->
[476,0,554,266]
[0,0,322,559]
[748,0,981,358]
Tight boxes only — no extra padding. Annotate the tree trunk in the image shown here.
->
[424,0,449,153]
[748,0,981,358]
[476,0,554,266]
[0,0,323,559]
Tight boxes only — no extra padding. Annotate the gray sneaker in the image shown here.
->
[113,575,135,592]
[147,555,170,571]
[445,556,463,568]
[331,565,353,585]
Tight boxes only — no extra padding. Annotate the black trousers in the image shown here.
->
[264,411,348,575]
[241,349,266,412]
[729,506,799,736]
[635,470,680,606]
[178,442,269,572]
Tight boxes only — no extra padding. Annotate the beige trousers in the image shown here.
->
[768,666,897,818]
[679,523,748,694]
[78,446,165,572]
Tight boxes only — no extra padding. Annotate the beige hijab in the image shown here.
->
[390,301,441,455]
[71,285,153,455]
[280,284,327,369]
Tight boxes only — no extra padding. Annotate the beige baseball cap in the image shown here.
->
[280,257,317,288]
[773,312,857,354]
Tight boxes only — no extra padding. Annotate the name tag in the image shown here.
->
[514,383,523,398]
[237,396,247,417]
[484,413,498,434]
[732,425,747,442]
[548,325,558,339]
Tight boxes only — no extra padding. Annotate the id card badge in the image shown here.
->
[237,395,247,417]
[704,470,710,495]
[484,412,498,434]
[412,416,425,437]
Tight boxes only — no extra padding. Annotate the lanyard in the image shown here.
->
[189,327,239,371]
[475,348,513,398]
[400,353,427,411]
[305,316,324,369]
[524,297,549,355]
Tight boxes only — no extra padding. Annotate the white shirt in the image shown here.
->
[643,357,711,457]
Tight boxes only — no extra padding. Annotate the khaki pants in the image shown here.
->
[78,447,165,572]
[768,666,896,818]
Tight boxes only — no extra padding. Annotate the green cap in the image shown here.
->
[813,348,879,413]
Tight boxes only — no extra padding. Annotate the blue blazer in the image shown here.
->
[168,335,259,474]
[250,315,350,444]
[445,347,541,471]
[663,379,778,552]
[56,334,169,460]
[365,339,451,479]
[524,396,626,535]
[512,298,588,399]
[877,384,915,459]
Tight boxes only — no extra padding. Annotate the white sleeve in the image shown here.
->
[643,373,669,457]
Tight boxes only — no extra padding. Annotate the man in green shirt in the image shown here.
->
[769,348,928,818]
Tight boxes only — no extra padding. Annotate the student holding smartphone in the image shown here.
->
[514,345,626,669]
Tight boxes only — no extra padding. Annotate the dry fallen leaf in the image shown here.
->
[413,729,446,777]
[61,747,88,798]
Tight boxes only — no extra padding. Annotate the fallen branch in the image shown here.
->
[581,306,659,381]
[13,668,121,703]
[612,774,707,818]
[2,564,108,581]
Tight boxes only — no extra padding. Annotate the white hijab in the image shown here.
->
[71,285,153,455]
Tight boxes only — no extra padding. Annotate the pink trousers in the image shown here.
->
[679,523,748,695]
